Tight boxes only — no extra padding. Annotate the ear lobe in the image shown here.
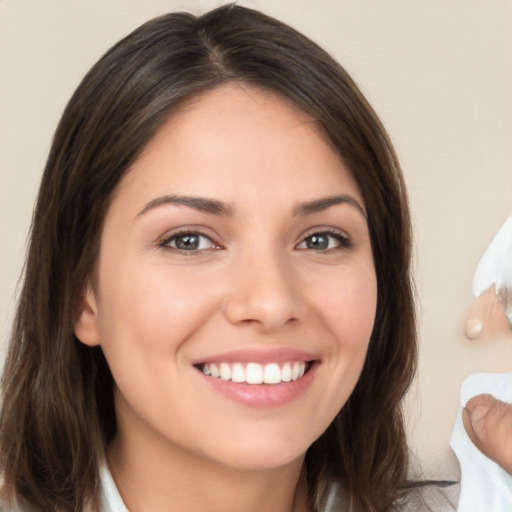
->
[74,283,101,347]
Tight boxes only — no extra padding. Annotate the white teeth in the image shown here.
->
[291,362,300,381]
[210,363,220,378]
[263,363,281,384]
[219,363,231,381]
[200,361,308,385]
[231,363,245,383]
[245,363,263,384]
[281,362,292,382]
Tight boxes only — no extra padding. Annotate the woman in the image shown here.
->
[0,5,418,511]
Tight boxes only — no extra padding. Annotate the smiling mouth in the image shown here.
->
[195,361,314,385]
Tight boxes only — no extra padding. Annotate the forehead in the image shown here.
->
[112,84,362,213]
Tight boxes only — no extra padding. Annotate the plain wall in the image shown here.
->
[1,0,511,479]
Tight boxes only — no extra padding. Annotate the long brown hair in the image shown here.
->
[0,5,416,511]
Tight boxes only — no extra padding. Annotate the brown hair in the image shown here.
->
[0,5,416,511]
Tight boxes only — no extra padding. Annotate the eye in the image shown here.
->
[296,231,351,252]
[160,231,218,252]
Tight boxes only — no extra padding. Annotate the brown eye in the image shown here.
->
[175,234,200,250]
[304,234,330,250]
[297,231,351,252]
[161,232,217,252]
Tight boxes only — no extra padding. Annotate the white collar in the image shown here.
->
[99,463,129,512]
[98,463,342,512]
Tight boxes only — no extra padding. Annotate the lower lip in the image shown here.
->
[196,363,317,407]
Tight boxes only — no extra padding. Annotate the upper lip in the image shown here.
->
[191,347,319,365]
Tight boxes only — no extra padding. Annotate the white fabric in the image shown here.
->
[97,464,458,512]
[450,372,512,512]
[99,463,129,512]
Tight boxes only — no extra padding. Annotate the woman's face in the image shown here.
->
[75,85,377,471]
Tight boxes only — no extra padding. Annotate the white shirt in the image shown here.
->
[100,464,129,512]
[98,464,458,512]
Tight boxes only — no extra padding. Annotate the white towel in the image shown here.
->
[450,372,512,511]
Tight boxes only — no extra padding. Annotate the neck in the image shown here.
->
[107,400,311,512]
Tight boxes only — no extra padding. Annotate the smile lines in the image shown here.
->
[198,361,309,385]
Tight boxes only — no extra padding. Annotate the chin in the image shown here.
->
[195,420,327,472]
[209,445,307,473]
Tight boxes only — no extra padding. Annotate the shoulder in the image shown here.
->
[0,479,40,512]
[0,479,11,512]
[401,481,459,512]
[318,480,459,511]
[0,499,37,512]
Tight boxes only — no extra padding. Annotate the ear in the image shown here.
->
[74,282,101,347]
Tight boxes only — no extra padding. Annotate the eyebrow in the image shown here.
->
[137,193,366,219]
[137,195,234,217]
[292,195,366,218]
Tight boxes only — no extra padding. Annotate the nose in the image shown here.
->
[223,251,301,332]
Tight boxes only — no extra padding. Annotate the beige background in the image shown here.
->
[1,0,511,479]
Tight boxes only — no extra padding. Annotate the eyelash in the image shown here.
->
[158,228,352,254]
[159,230,221,253]
[295,229,353,253]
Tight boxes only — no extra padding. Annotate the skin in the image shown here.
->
[74,84,377,512]
[464,396,512,473]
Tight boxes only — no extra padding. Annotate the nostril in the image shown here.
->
[223,295,299,332]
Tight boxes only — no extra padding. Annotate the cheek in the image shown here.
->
[310,263,377,356]
[308,264,377,349]
[95,263,220,365]
[289,267,377,446]
[332,278,377,347]
[94,265,224,430]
